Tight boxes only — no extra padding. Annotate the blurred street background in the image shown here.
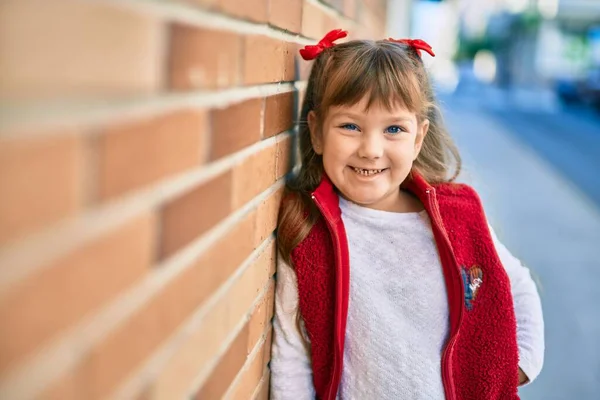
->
[390,0,600,398]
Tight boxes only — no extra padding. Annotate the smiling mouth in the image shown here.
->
[350,166,388,176]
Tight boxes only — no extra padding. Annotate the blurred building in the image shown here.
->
[536,0,600,76]
[388,0,463,92]
[455,0,600,99]
[387,0,413,38]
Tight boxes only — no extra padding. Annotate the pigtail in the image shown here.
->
[277,51,329,265]
[414,100,462,183]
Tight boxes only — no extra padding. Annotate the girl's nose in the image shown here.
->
[357,133,384,159]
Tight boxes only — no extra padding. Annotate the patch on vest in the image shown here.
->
[461,265,483,311]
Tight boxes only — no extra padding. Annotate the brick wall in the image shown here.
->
[0,0,387,399]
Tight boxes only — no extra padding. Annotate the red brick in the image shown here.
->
[343,0,357,19]
[210,98,262,160]
[42,219,271,399]
[0,212,155,374]
[159,213,256,332]
[81,294,171,399]
[301,4,345,39]
[59,216,255,399]
[194,245,274,399]
[169,25,241,90]
[98,110,206,200]
[40,370,80,400]
[269,0,302,33]
[0,132,84,245]
[364,0,386,21]
[285,42,297,83]
[247,282,275,354]
[263,328,273,362]
[0,0,163,101]
[132,386,152,400]
[301,1,326,39]
[243,36,295,85]
[357,7,383,39]
[264,92,295,138]
[255,191,282,246]
[160,171,232,258]
[276,136,293,179]
[324,13,342,35]
[230,327,272,400]
[322,0,344,12]
[43,291,166,400]
[258,240,277,278]
[231,144,277,210]
[148,232,274,399]
[254,372,271,400]
[297,88,306,116]
[265,282,276,324]
[180,0,219,8]
[193,324,249,399]
[199,212,256,271]
[230,355,263,400]
[219,0,268,23]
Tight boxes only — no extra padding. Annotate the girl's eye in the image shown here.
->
[385,125,406,135]
[340,123,359,131]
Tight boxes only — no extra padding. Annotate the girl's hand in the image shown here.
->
[518,368,529,386]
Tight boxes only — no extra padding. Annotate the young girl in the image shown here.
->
[270,30,544,400]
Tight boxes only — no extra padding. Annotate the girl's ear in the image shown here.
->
[413,118,429,160]
[308,111,323,155]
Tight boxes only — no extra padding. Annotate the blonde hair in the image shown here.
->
[278,39,461,264]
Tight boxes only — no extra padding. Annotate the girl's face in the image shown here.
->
[309,96,429,212]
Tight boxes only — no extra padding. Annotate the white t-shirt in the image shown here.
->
[270,196,545,400]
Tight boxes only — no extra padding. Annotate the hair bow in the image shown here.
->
[299,29,348,60]
[388,38,435,58]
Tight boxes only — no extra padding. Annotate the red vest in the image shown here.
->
[290,172,519,400]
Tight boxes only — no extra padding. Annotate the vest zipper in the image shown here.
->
[312,188,463,400]
[426,188,464,400]
[311,194,344,400]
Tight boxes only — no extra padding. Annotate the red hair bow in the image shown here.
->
[299,29,348,60]
[388,38,435,57]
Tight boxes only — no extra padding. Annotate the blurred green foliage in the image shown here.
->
[454,10,543,62]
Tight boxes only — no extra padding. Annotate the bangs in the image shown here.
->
[320,41,424,114]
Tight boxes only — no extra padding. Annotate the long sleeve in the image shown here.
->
[489,225,545,384]
[270,254,316,400]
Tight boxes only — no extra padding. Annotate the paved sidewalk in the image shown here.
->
[442,100,600,400]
